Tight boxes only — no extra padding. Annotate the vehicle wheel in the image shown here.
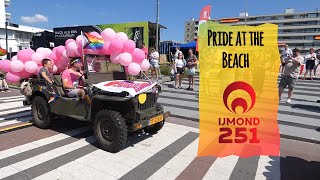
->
[94,110,127,153]
[31,96,52,129]
[144,120,165,134]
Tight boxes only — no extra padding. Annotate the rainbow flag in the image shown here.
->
[83,32,104,50]
[0,48,7,56]
[48,95,58,103]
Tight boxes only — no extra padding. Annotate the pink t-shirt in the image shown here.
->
[143,47,148,59]
[62,69,83,88]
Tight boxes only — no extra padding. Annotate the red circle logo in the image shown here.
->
[223,81,256,114]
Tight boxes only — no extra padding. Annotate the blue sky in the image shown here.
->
[6,0,320,41]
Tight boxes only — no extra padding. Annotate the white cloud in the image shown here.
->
[20,14,48,24]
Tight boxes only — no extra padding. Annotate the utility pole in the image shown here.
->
[5,21,9,59]
[245,0,248,26]
[155,0,159,51]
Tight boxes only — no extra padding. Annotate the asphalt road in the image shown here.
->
[0,76,319,180]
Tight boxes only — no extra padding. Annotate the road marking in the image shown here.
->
[0,122,33,134]
[119,132,198,180]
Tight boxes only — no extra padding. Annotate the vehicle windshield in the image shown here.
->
[85,55,124,74]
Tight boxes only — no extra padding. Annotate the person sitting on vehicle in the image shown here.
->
[38,58,54,84]
[93,61,101,72]
[62,58,91,103]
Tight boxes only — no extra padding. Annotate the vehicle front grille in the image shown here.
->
[137,93,156,111]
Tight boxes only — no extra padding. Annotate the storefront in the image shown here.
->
[53,22,166,50]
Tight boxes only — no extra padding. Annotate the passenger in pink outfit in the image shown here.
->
[62,58,87,100]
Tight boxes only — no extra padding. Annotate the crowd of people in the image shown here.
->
[279,44,320,103]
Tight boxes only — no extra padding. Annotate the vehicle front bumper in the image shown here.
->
[128,111,170,132]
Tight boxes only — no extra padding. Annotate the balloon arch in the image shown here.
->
[0,28,150,84]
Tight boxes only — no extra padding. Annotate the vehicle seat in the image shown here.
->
[53,75,66,97]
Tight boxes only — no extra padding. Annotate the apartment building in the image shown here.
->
[185,8,320,54]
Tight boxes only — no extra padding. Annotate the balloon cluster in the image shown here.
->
[0,28,150,84]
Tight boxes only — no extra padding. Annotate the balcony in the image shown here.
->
[5,13,11,21]
[5,0,10,6]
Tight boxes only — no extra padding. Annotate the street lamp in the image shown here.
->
[5,21,8,58]
[155,0,159,51]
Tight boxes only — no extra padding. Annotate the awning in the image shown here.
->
[171,41,196,49]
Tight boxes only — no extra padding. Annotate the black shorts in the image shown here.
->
[306,60,315,70]
[175,67,184,75]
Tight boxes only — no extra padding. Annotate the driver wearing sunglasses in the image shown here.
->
[62,58,90,103]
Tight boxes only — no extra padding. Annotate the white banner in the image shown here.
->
[93,80,157,97]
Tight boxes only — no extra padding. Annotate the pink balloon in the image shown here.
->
[119,52,132,66]
[11,55,18,61]
[24,61,38,73]
[36,48,51,58]
[65,39,76,47]
[66,48,76,57]
[77,47,83,56]
[132,48,145,63]
[124,66,130,75]
[52,47,58,54]
[101,28,116,42]
[101,42,111,55]
[140,59,150,71]
[0,59,11,72]
[6,72,21,84]
[10,60,24,73]
[109,39,123,53]
[17,49,35,63]
[67,42,78,52]
[76,35,83,47]
[31,53,44,65]
[123,40,136,53]
[62,50,69,61]
[90,31,101,37]
[110,52,121,64]
[55,46,66,58]
[128,62,141,76]
[20,70,32,79]
[52,65,58,74]
[49,52,58,62]
[116,32,128,41]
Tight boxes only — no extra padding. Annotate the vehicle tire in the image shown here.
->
[144,120,165,134]
[31,96,52,129]
[94,110,127,153]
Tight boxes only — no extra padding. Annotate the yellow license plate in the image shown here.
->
[149,115,164,125]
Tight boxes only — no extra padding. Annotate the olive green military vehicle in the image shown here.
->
[23,55,169,153]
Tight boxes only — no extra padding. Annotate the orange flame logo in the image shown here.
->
[223,81,256,114]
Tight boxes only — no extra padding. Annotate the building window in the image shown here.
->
[307,13,318,18]
[305,36,314,40]
[306,21,317,25]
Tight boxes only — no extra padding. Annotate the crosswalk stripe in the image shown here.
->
[0,126,91,160]
[28,123,194,179]
[1,136,96,179]
[0,116,32,128]
[0,98,26,103]
[0,95,24,101]
[148,138,200,180]
[119,132,198,180]
[0,131,92,169]
[254,156,281,180]
[202,155,239,180]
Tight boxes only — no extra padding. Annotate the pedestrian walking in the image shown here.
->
[303,48,318,80]
[173,52,186,89]
[280,44,293,75]
[185,49,198,91]
[313,49,320,78]
[279,48,304,103]
[150,47,160,81]
[0,72,10,93]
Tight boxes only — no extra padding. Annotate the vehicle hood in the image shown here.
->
[93,80,157,97]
